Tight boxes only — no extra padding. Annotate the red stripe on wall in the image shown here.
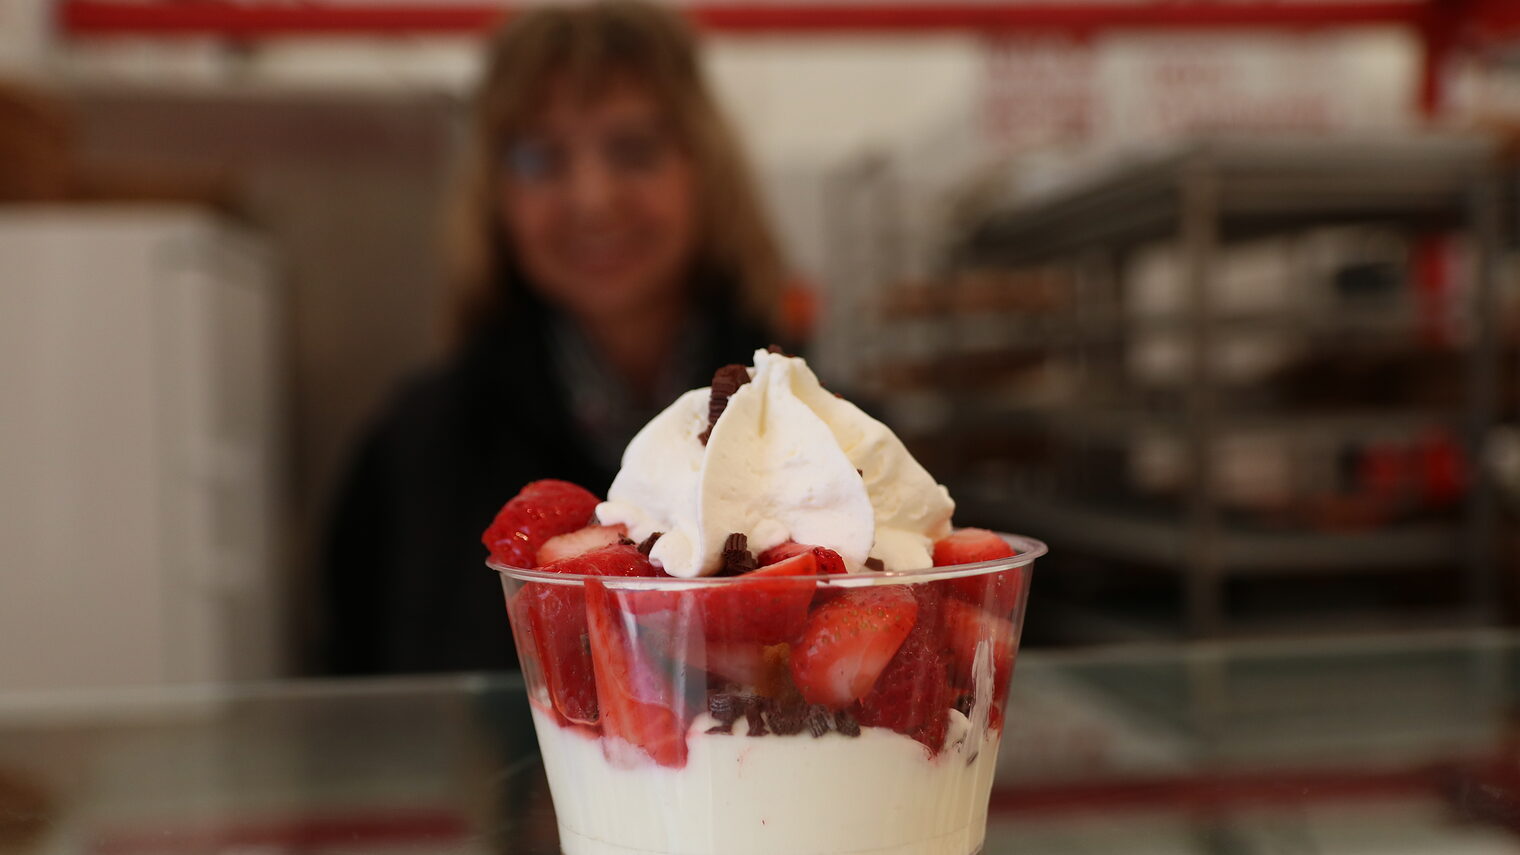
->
[59,1,1429,38]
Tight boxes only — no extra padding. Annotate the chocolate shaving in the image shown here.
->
[698,364,751,445]
[864,557,885,572]
[706,693,862,739]
[617,535,636,546]
[806,705,834,737]
[856,469,864,478]
[769,703,806,736]
[744,700,769,736]
[636,532,662,555]
[766,344,790,356]
[718,532,758,576]
[834,709,861,737]
[707,693,741,734]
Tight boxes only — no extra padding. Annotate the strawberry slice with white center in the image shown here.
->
[585,578,689,768]
[536,524,628,566]
[789,586,918,709]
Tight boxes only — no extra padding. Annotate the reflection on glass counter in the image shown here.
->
[3,631,1520,854]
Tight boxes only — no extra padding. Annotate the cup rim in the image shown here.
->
[489,531,1045,588]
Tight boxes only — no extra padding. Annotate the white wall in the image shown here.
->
[12,20,1430,334]
[48,32,990,175]
[29,24,1424,175]
[707,34,982,167]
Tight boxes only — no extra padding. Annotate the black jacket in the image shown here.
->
[322,296,773,674]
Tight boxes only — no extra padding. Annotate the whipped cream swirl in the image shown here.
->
[596,350,954,578]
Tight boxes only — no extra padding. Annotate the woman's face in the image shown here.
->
[499,78,699,323]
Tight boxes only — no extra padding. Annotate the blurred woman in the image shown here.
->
[324,0,785,674]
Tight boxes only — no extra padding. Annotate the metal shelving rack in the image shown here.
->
[943,136,1505,638]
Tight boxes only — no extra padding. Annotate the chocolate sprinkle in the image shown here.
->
[698,364,752,445]
[806,705,834,738]
[834,710,861,737]
[718,532,758,576]
[864,557,886,572]
[636,532,662,555]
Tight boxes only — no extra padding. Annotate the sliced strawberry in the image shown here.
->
[750,550,817,576]
[857,629,953,753]
[631,554,817,644]
[759,542,848,575]
[761,544,847,606]
[697,641,794,695]
[908,582,948,645]
[941,598,1018,700]
[585,579,688,768]
[789,586,918,709]
[504,587,570,723]
[536,524,628,566]
[705,555,818,644]
[633,609,780,690]
[815,550,848,576]
[946,567,1027,618]
[512,544,657,725]
[700,640,772,687]
[932,528,1018,567]
[483,480,600,568]
[546,542,657,578]
[514,583,598,723]
[758,541,809,565]
[933,529,1024,615]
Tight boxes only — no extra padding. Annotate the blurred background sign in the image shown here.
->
[981,30,1413,152]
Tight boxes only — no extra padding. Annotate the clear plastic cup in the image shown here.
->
[494,533,1043,855]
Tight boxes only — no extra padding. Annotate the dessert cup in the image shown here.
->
[494,533,1043,855]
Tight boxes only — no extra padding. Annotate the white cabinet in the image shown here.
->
[0,206,285,689]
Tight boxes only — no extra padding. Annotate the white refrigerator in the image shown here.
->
[0,205,286,689]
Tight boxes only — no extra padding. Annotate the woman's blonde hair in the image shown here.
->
[446,0,784,342]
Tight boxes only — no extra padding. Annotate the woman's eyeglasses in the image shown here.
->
[503,127,676,186]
